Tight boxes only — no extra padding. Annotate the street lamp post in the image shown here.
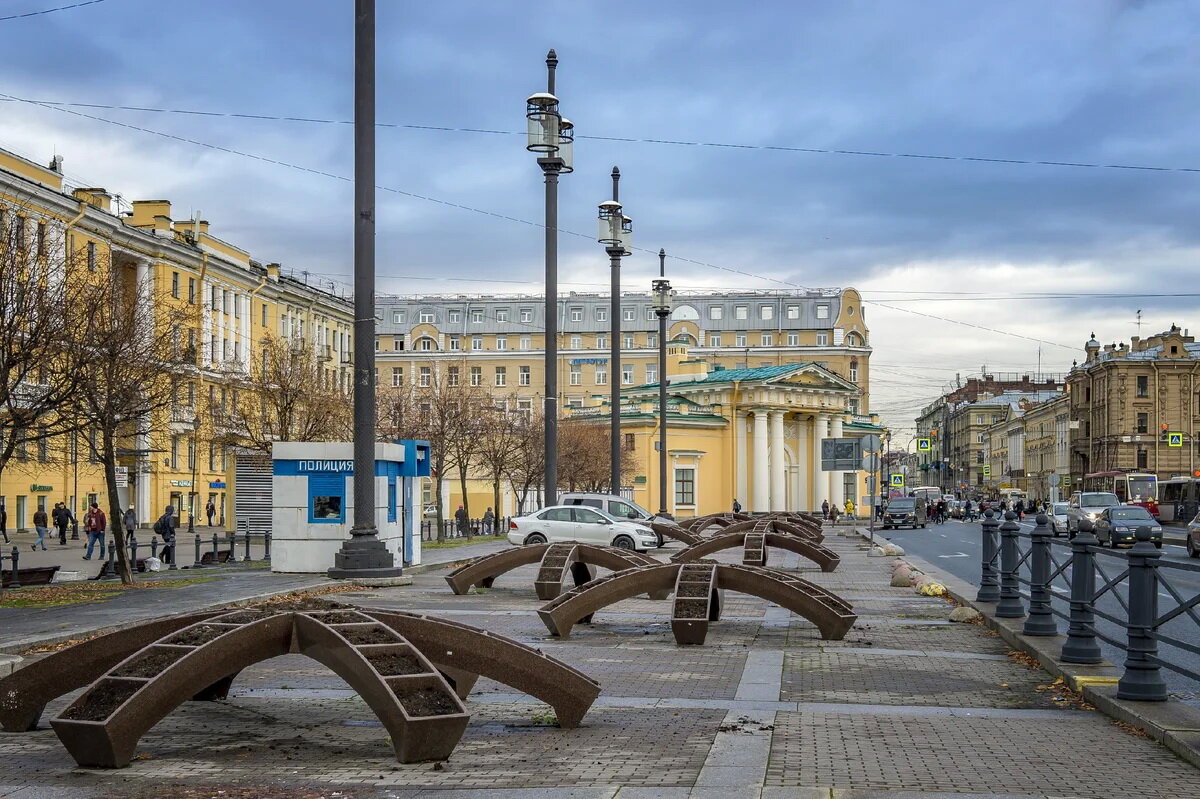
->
[652,250,674,516]
[188,416,200,537]
[527,49,573,506]
[598,168,631,496]
[329,0,402,579]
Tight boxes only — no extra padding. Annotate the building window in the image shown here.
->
[596,308,607,322]
[495,367,507,387]
[470,366,482,386]
[787,332,799,346]
[448,366,459,386]
[187,277,196,303]
[816,304,830,319]
[709,306,723,320]
[622,307,635,322]
[850,364,859,381]
[976,450,985,463]
[674,468,695,506]
[622,364,634,385]
[786,305,799,319]
[596,366,607,385]
[1136,375,1148,397]
[761,332,773,346]
[392,311,405,324]
[171,272,180,298]
[391,367,403,387]
[710,333,722,347]
[646,364,658,383]
[419,311,434,323]
[418,366,431,387]
[420,338,434,351]
[977,432,985,444]
[570,364,582,385]
[496,336,508,351]
[597,334,608,349]
[1137,449,1148,469]
[623,334,634,348]
[846,332,863,346]
[449,336,460,350]
[648,332,657,347]
[734,306,748,320]
[570,335,582,349]
[519,365,531,386]
[520,335,531,350]
[520,308,533,322]
[471,309,484,323]
[647,306,656,320]
[624,433,636,450]
[35,221,46,256]
[496,309,509,322]
[448,309,461,323]
[1136,413,1148,434]
[393,337,404,351]
[760,305,773,320]
[472,336,483,351]
[570,308,583,322]
[87,241,96,270]
[816,332,829,346]
[261,304,268,326]
[736,333,747,347]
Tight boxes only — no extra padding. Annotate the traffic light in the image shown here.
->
[1161,424,1169,442]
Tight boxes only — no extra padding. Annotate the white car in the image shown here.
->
[506,505,660,552]
[1050,502,1069,536]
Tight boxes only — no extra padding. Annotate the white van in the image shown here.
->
[558,493,667,546]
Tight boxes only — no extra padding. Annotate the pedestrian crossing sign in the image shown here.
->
[889,473,904,487]
[982,465,991,476]
[1168,432,1184,447]
[917,438,931,452]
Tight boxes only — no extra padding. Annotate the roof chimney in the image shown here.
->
[48,155,64,173]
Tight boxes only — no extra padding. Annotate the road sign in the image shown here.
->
[982,465,991,477]
[889,473,904,487]
[1048,473,1060,487]
[114,466,129,488]
[1062,476,1072,486]
[1168,432,1184,447]
[862,454,881,472]
[916,438,931,452]
[861,434,881,452]
[821,438,861,471]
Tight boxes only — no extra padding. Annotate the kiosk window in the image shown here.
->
[309,475,345,523]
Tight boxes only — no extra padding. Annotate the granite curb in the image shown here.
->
[853,525,1200,770]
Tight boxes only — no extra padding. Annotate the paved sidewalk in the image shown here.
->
[2,528,1199,797]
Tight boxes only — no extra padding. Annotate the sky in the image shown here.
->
[2,0,1199,443]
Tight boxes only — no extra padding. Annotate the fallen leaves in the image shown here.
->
[1112,719,1151,739]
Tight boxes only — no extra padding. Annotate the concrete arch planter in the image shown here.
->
[670,528,840,572]
[648,520,700,546]
[680,512,753,534]
[537,561,856,644]
[715,517,823,542]
[444,542,664,600]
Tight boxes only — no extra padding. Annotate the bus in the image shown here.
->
[911,486,942,504]
[1156,477,1200,524]
[1082,470,1159,517]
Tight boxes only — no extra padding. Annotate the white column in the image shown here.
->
[769,411,786,511]
[751,410,769,512]
[829,415,845,509]
[134,258,154,526]
[734,411,748,508]
[795,417,809,511]
[810,414,825,513]
[239,294,251,373]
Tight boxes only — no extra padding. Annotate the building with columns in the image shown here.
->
[0,144,353,533]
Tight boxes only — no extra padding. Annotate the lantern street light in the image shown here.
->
[598,167,632,496]
[527,49,571,506]
[652,249,674,517]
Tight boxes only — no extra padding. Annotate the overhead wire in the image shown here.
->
[0,0,108,22]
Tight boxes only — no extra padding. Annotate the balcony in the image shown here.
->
[168,405,198,433]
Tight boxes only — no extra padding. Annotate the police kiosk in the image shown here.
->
[270,440,430,573]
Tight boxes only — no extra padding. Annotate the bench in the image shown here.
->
[2,565,61,588]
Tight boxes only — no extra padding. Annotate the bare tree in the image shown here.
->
[211,333,351,452]
[70,256,191,584]
[558,420,636,493]
[474,398,525,525]
[507,408,545,514]
[0,204,90,489]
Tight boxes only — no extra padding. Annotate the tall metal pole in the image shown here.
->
[657,249,669,516]
[539,50,562,507]
[608,167,622,496]
[330,0,401,579]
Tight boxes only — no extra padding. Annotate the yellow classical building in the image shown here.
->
[0,144,353,532]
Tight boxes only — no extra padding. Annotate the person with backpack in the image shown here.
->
[123,505,137,536]
[82,502,106,560]
[732,498,742,513]
[454,505,469,537]
[154,505,178,565]
[821,499,830,520]
[32,505,49,551]
[482,507,495,535]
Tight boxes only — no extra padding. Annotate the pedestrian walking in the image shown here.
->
[59,503,74,545]
[154,505,178,564]
[732,498,742,513]
[82,502,106,560]
[454,505,469,537]
[123,505,137,536]
[1015,499,1025,520]
[0,503,8,544]
[821,499,830,520]
[205,499,215,527]
[482,507,495,535]
[844,498,855,519]
[829,503,841,524]
[32,505,49,551]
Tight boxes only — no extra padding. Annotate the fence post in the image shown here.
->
[263,531,271,562]
[9,546,20,588]
[1117,526,1168,701]
[1062,519,1102,663]
[243,528,252,562]
[150,536,159,560]
[977,509,1000,602]
[996,511,1025,618]
[193,534,203,568]
[1023,513,1057,636]
[167,533,177,570]
[128,533,138,565]
[210,533,219,564]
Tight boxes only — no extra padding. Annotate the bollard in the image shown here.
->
[243,530,252,562]
[264,531,271,562]
[193,534,203,569]
[9,546,20,588]
[129,534,138,566]
[1117,526,1168,701]
[977,509,1001,602]
[1023,513,1057,636]
[167,534,178,570]
[996,511,1026,618]
[1062,519,1103,664]
[150,535,159,560]
[210,533,219,564]
[226,533,237,561]
[101,546,115,579]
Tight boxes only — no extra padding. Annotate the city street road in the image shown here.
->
[875,517,1200,707]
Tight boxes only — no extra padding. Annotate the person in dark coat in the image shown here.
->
[0,504,7,544]
[821,499,830,520]
[155,505,178,564]
[82,502,106,560]
[32,505,49,551]
[205,499,216,527]
[454,505,469,536]
[732,498,742,513]
[123,505,137,536]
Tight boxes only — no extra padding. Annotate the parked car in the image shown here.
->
[1066,492,1120,534]
[1187,513,1200,558]
[1050,502,1069,536]
[559,493,667,546]
[422,504,439,519]
[1093,506,1163,548]
[882,497,927,529]
[506,505,660,552]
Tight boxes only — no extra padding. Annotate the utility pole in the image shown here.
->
[329,0,401,579]
[608,168,623,496]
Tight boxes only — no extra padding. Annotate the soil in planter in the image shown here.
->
[536,568,564,582]
[61,680,141,721]
[397,687,459,717]
[674,599,711,619]
[308,611,369,624]
[676,582,710,598]
[112,648,189,678]
[217,609,280,624]
[166,624,235,646]
[365,651,426,676]
[337,626,400,645]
